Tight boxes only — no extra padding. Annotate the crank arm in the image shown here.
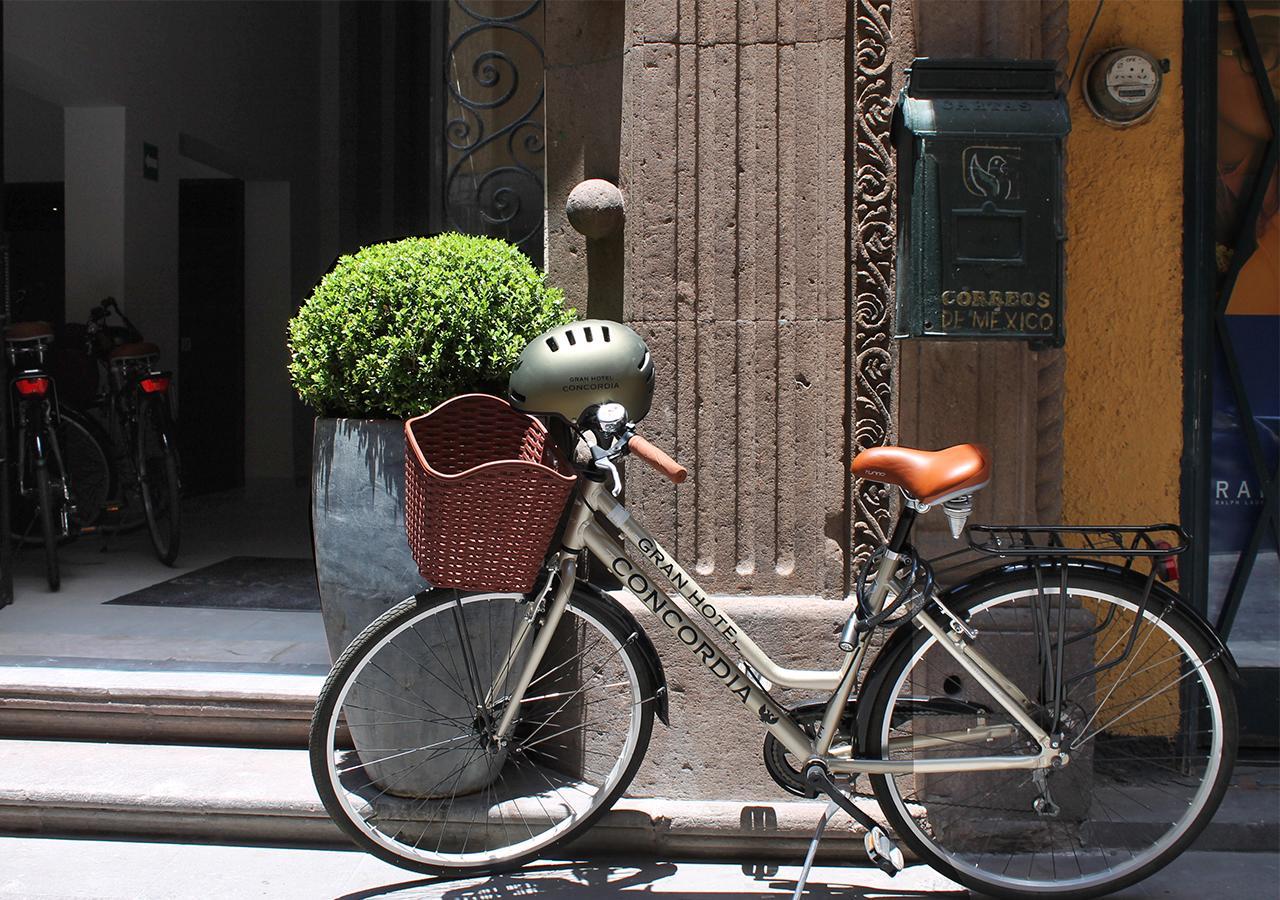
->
[803,763,903,876]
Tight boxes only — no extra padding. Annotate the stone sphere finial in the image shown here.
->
[566,179,625,239]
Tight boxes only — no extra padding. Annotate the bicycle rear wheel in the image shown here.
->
[866,569,1237,898]
[310,586,655,875]
[60,407,114,533]
[34,463,59,591]
[137,399,180,565]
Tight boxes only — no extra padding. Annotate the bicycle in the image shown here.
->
[82,297,182,565]
[4,321,74,590]
[309,319,1238,899]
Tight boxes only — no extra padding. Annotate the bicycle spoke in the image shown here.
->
[873,580,1231,897]
[313,592,648,870]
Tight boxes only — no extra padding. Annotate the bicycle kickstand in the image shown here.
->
[792,795,841,900]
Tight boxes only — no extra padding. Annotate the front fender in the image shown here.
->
[573,580,671,726]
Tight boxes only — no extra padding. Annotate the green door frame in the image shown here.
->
[1182,0,1279,744]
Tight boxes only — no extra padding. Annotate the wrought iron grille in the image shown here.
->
[443,0,546,267]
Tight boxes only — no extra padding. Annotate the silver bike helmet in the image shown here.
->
[508,319,654,424]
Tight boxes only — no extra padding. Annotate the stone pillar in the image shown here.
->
[899,0,1068,558]
[621,0,853,598]
[544,3,626,321]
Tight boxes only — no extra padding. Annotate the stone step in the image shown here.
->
[0,667,319,746]
[0,736,1272,865]
[0,834,975,898]
[0,738,865,860]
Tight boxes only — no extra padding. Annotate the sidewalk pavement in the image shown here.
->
[0,837,1275,899]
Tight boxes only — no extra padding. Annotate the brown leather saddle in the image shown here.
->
[851,444,991,506]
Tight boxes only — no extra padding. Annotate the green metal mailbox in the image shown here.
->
[894,58,1070,347]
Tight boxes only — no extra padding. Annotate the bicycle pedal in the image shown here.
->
[863,825,904,877]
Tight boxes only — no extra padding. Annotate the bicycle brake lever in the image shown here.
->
[596,456,623,497]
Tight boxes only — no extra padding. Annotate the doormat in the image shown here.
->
[106,557,320,612]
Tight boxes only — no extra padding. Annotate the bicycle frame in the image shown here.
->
[490,475,1063,777]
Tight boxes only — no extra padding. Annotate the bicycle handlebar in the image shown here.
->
[628,434,688,484]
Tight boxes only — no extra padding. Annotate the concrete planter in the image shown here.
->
[311,418,425,660]
[310,416,511,796]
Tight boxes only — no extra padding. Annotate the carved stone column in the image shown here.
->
[620,1,853,597]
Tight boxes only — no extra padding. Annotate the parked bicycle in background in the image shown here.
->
[4,320,73,590]
[81,297,182,565]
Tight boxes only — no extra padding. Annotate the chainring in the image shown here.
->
[762,700,858,798]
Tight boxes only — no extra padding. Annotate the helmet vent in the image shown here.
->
[566,330,577,346]
[584,326,594,342]
[602,326,611,341]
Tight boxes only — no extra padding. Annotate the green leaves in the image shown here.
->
[287,234,575,419]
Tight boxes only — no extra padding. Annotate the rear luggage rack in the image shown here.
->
[967,523,1188,559]
[963,523,1191,719]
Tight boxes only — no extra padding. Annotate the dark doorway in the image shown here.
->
[2,182,64,328]
[179,178,245,496]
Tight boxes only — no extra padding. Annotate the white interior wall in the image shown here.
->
[63,107,125,322]
[244,181,293,481]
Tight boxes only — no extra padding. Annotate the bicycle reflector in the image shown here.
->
[1154,540,1180,582]
[14,376,50,396]
[140,375,170,394]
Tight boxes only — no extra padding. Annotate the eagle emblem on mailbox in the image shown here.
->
[963,146,1022,201]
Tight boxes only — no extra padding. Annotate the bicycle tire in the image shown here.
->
[310,586,655,876]
[137,399,181,565]
[864,569,1237,899]
[9,411,109,547]
[59,407,115,534]
[35,463,59,591]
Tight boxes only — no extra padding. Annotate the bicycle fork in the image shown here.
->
[487,552,578,745]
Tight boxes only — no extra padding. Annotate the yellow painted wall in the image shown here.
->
[1063,0,1185,526]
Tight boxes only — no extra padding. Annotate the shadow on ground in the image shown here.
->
[335,860,970,899]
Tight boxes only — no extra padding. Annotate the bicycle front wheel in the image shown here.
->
[60,407,114,533]
[137,400,180,565]
[866,569,1237,899]
[310,586,655,875]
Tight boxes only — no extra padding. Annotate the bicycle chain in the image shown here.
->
[762,700,860,798]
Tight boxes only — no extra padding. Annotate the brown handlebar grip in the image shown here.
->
[629,434,688,484]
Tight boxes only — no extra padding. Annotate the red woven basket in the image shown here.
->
[404,393,578,593]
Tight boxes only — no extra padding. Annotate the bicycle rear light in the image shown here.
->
[14,376,50,396]
[140,375,170,394]
[1154,540,1180,582]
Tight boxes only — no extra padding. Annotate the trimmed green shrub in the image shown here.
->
[288,234,575,419]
